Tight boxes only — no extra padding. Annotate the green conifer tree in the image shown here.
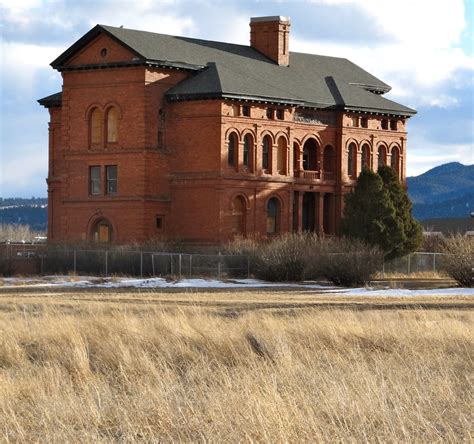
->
[341,168,404,256]
[378,165,423,258]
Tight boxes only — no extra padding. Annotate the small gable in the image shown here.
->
[65,32,139,67]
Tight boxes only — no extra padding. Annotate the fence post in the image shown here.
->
[178,254,182,279]
[140,252,143,278]
[217,252,221,278]
[105,251,108,277]
[170,254,173,275]
[152,254,155,276]
[433,253,436,272]
[407,254,411,275]
[40,254,44,276]
[382,257,385,278]
[189,254,193,277]
[73,250,77,274]
[247,255,250,279]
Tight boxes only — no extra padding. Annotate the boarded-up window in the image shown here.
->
[90,108,103,145]
[227,132,238,168]
[378,146,387,168]
[243,134,253,170]
[361,144,371,170]
[231,196,246,235]
[106,107,119,143]
[347,143,356,178]
[266,197,280,235]
[262,135,271,172]
[277,137,287,175]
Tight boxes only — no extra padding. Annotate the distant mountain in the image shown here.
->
[406,162,474,220]
[0,197,48,231]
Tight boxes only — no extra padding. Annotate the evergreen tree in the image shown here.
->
[378,166,423,258]
[341,168,404,255]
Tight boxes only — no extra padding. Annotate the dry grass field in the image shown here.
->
[0,289,472,442]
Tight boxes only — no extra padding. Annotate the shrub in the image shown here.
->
[315,238,382,287]
[440,235,473,287]
[252,233,319,282]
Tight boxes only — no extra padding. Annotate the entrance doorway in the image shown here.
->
[302,192,315,231]
[91,219,113,242]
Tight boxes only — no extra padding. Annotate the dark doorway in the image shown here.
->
[302,192,315,231]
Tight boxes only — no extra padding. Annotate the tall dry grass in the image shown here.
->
[0,302,472,442]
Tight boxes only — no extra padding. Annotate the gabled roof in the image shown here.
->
[48,24,416,116]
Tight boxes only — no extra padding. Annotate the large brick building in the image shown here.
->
[39,16,415,244]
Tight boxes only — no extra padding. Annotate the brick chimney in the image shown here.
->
[250,16,290,66]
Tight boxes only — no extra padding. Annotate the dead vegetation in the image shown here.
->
[0,292,472,442]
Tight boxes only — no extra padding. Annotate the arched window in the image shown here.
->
[91,218,113,242]
[90,107,103,146]
[262,135,272,172]
[266,197,280,235]
[106,107,119,143]
[227,132,238,168]
[231,196,246,235]
[347,142,356,178]
[391,146,400,175]
[293,142,300,172]
[277,136,287,175]
[361,143,371,170]
[378,145,387,169]
[243,134,253,171]
[303,139,318,170]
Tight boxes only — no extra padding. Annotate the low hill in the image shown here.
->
[0,198,48,231]
[407,162,474,220]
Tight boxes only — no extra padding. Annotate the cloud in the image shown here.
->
[0,0,473,197]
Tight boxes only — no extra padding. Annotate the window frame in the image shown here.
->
[105,165,118,195]
[89,166,101,196]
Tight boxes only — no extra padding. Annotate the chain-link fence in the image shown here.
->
[2,247,464,278]
[34,250,251,278]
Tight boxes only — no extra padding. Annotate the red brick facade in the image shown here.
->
[41,18,410,245]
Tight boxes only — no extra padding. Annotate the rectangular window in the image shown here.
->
[276,109,284,120]
[106,165,117,195]
[390,119,397,130]
[361,117,368,128]
[241,105,250,117]
[90,166,101,195]
[266,108,274,119]
[351,116,359,127]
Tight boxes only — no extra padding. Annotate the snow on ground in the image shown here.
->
[0,276,473,296]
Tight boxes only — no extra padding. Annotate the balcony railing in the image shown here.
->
[294,170,336,181]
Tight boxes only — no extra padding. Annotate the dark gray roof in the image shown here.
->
[37,92,62,108]
[49,24,416,116]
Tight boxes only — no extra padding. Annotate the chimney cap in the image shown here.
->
[250,16,290,23]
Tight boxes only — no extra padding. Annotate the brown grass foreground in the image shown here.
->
[0,292,472,442]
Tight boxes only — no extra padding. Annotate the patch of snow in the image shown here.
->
[1,276,473,296]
